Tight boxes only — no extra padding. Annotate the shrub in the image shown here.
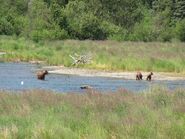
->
[158,28,174,42]
[79,13,107,40]
[0,18,14,35]
[128,11,158,42]
[175,19,185,41]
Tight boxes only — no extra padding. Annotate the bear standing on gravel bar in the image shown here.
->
[146,72,153,81]
[37,70,48,80]
[136,72,143,80]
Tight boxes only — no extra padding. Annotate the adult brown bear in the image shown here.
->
[136,72,143,80]
[37,70,48,80]
[146,72,153,81]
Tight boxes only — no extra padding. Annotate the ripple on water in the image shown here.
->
[0,62,185,93]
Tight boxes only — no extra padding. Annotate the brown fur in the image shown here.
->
[136,72,143,80]
[146,72,153,81]
[37,70,48,80]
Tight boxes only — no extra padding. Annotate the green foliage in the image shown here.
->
[97,0,143,28]
[128,10,158,42]
[0,17,14,35]
[0,0,185,41]
[173,0,185,20]
[79,14,107,40]
[1,37,185,72]
[62,1,107,40]
[175,19,185,41]
[158,27,174,42]
[0,13,26,36]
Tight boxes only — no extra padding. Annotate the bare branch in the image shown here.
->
[69,53,92,66]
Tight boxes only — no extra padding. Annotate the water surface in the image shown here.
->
[0,63,185,93]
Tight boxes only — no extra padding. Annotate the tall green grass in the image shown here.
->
[1,36,185,73]
[0,88,185,139]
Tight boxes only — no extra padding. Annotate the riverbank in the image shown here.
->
[1,36,185,73]
[45,66,185,81]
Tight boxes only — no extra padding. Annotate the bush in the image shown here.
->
[157,27,175,42]
[0,18,14,35]
[128,11,158,42]
[79,13,107,40]
[102,21,127,41]
[63,1,108,40]
[175,19,185,41]
[0,9,27,36]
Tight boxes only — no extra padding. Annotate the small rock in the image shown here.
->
[80,85,93,89]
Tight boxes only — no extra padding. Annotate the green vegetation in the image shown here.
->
[1,0,185,72]
[1,36,185,73]
[0,0,185,42]
[0,88,185,139]
[1,1,185,138]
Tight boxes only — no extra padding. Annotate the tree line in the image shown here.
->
[0,0,185,42]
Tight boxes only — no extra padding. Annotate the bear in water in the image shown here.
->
[37,70,48,80]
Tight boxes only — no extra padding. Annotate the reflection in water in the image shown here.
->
[0,62,185,93]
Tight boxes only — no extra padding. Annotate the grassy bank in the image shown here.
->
[1,36,185,73]
[0,88,185,139]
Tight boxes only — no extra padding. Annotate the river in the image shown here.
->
[0,62,185,93]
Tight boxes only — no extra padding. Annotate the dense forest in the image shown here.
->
[0,0,185,42]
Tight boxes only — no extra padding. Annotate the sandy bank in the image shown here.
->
[44,66,185,81]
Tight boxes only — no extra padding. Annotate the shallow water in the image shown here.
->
[0,63,185,93]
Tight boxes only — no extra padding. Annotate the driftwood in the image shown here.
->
[29,60,45,64]
[0,52,6,55]
[69,53,92,66]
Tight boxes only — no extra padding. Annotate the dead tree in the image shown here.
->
[69,53,92,66]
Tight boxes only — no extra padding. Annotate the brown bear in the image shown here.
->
[136,72,143,80]
[37,70,48,80]
[146,72,153,81]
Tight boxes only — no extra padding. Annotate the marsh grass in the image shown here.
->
[0,88,185,139]
[1,36,185,72]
